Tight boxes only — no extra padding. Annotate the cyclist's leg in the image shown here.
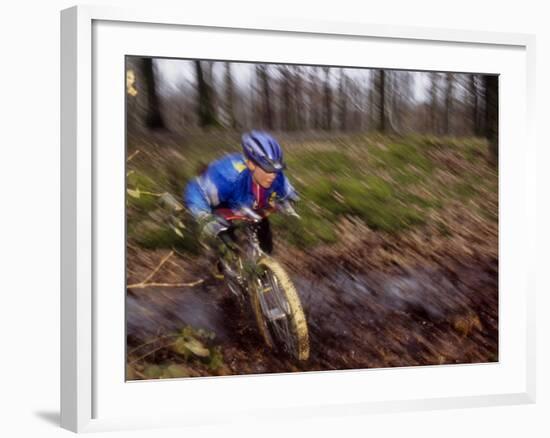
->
[257,217,273,254]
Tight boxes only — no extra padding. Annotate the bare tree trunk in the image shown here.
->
[338,69,348,131]
[429,72,438,134]
[141,58,165,130]
[311,68,322,130]
[377,70,387,133]
[470,74,482,136]
[205,62,218,119]
[444,73,453,135]
[360,85,369,131]
[249,79,257,129]
[368,72,376,131]
[257,65,274,129]
[224,62,237,129]
[194,61,218,128]
[293,66,304,130]
[400,72,413,133]
[279,66,293,130]
[484,75,499,164]
[125,59,140,132]
[389,72,398,131]
[323,67,332,130]
[307,70,316,129]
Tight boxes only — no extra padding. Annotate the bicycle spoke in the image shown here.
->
[259,269,298,357]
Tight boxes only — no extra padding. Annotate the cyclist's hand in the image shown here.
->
[277,199,300,218]
[200,214,230,238]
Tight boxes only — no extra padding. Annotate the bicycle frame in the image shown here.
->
[213,208,267,295]
[213,205,309,360]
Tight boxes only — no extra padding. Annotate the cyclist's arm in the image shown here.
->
[275,172,299,202]
[184,178,212,220]
[184,168,234,220]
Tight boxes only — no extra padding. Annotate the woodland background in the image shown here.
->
[125,58,499,379]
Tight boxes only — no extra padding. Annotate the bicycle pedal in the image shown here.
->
[266,308,286,321]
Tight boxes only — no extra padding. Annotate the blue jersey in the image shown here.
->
[184,153,298,220]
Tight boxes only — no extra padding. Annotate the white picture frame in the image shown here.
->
[60,4,536,433]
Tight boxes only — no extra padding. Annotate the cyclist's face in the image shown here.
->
[247,161,277,189]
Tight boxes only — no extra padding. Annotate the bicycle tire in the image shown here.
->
[249,257,309,361]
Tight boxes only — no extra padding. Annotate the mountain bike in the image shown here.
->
[214,203,309,361]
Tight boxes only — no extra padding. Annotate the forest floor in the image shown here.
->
[125,132,498,380]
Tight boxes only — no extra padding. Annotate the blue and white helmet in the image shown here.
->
[241,131,285,173]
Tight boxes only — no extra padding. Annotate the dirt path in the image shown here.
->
[126,245,498,377]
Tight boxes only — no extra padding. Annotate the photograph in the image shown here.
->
[125,57,499,380]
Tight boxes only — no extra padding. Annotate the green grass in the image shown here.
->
[370,141,434,174]
[129,218,201,254]
[127,133,497,251]
[287,149,360,175]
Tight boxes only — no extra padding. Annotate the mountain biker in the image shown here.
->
[184,131,299,262]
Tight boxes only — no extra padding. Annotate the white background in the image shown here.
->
[0,0,547,437]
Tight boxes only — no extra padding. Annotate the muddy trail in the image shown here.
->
[126,235,498,378]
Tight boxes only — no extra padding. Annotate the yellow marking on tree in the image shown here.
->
[126,69,138,97]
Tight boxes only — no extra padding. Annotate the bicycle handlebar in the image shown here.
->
[213,200,300,223]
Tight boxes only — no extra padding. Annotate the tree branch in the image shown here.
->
[127,149,141,162]
[127,279,204,289]
[127,250,205,290]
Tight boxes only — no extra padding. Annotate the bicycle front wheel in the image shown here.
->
[249,257,309,361]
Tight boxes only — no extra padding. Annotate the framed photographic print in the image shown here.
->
[61,4,536,433]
